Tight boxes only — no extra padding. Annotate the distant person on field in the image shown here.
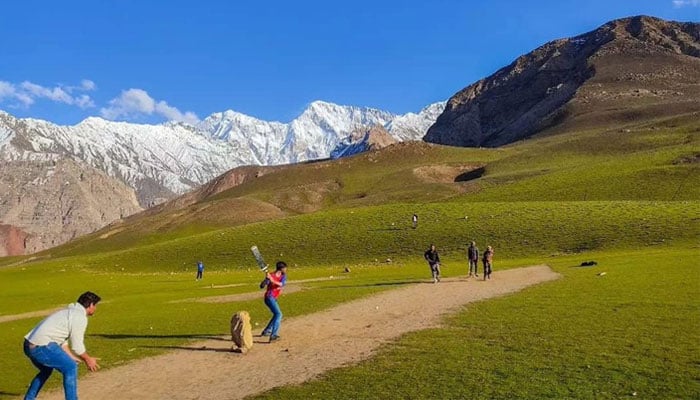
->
[483,246,494,280]
[424,244,441,283]
[412,213,418,229]
[196,260,204,281]
[467,241,479,278]
[23,291,101,400]
[261,261,288,342]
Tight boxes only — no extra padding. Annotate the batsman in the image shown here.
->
[260,261,288,342]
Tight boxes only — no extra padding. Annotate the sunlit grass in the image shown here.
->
[253,248,700,400]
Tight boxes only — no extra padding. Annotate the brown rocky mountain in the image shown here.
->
[330,125,398,159]
[141,164,275,216]
[361,125,399,150]
[424,16,700,147]
[0,158,141,256]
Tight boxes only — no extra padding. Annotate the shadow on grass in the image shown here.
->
[368,227,408,232]
[318,280,428,290]
[0,392,21,398]
[90,333,229,341]
[140,345,234,353]
[454,166,486,182]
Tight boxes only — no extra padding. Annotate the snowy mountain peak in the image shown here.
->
[385,101,446,141]
[419,101,448,116]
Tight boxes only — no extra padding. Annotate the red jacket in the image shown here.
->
[265,271,287,299]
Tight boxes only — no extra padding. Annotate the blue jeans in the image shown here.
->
[23,340,78,400]
[263,295,283,336]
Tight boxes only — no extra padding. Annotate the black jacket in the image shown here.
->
[467,245,479,260]
[424,249,440,265]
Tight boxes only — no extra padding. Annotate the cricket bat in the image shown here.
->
[250,245,268,272]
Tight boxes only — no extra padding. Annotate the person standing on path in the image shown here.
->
[23,291,101,400]
[467,241,479,278]
[424,244,441,283]
[483,246,494,280]
[196,260,204,281]
[261,261,288,342]
[412,213,418,229]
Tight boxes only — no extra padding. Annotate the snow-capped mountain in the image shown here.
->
[284,101,395,162]
[0,100,445,206]
[386,101,447,141]
[195,110,287,166]
[196,101,398,166]
[0,112,243,205]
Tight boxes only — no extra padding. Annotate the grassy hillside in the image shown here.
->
[25,113,698,263]
[22,200,697,275]
[40,143,501,258]
[473,114,700,201]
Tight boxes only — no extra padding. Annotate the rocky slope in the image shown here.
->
[330,125,398,159]
[424,16,700,147]
[0,158,141,255]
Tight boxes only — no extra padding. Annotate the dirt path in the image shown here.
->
[0,308,63,324]
[2,278,343,323]
[171,276,345,304]
[44,265,559,400]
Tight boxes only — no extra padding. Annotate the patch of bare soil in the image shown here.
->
[171,277,346,304]
[43,265,559,400]
[172,285,303,304]
[270,180,342,213]
[99,227,125,240]
[0,308,62,324]
[203,283,247,290]
[413,164,484,184]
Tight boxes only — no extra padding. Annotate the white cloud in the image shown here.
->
[101,88,154,119]
[75,94,95,109]
[0,79,95,109]
[63,79,97,93]
[80,79,96,91]
[101,88,199,124]
[20,81,73,104]
[0,81,14,97]
[155,100,200,125]
[672,0,700,7]
[0,80,34,106]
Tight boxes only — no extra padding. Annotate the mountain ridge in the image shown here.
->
[424,15,700,147]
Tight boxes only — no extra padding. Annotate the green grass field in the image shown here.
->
[0,114,698,399]
[254,248,700,400]
[1,246,697,398]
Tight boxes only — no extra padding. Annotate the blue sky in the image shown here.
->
[1,0,698,125]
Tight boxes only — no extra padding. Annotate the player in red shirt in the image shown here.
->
[261,261,288,342]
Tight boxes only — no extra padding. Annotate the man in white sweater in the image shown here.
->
[23,291,101,400]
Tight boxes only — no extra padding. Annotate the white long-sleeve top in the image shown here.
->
[24,303,89,355]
